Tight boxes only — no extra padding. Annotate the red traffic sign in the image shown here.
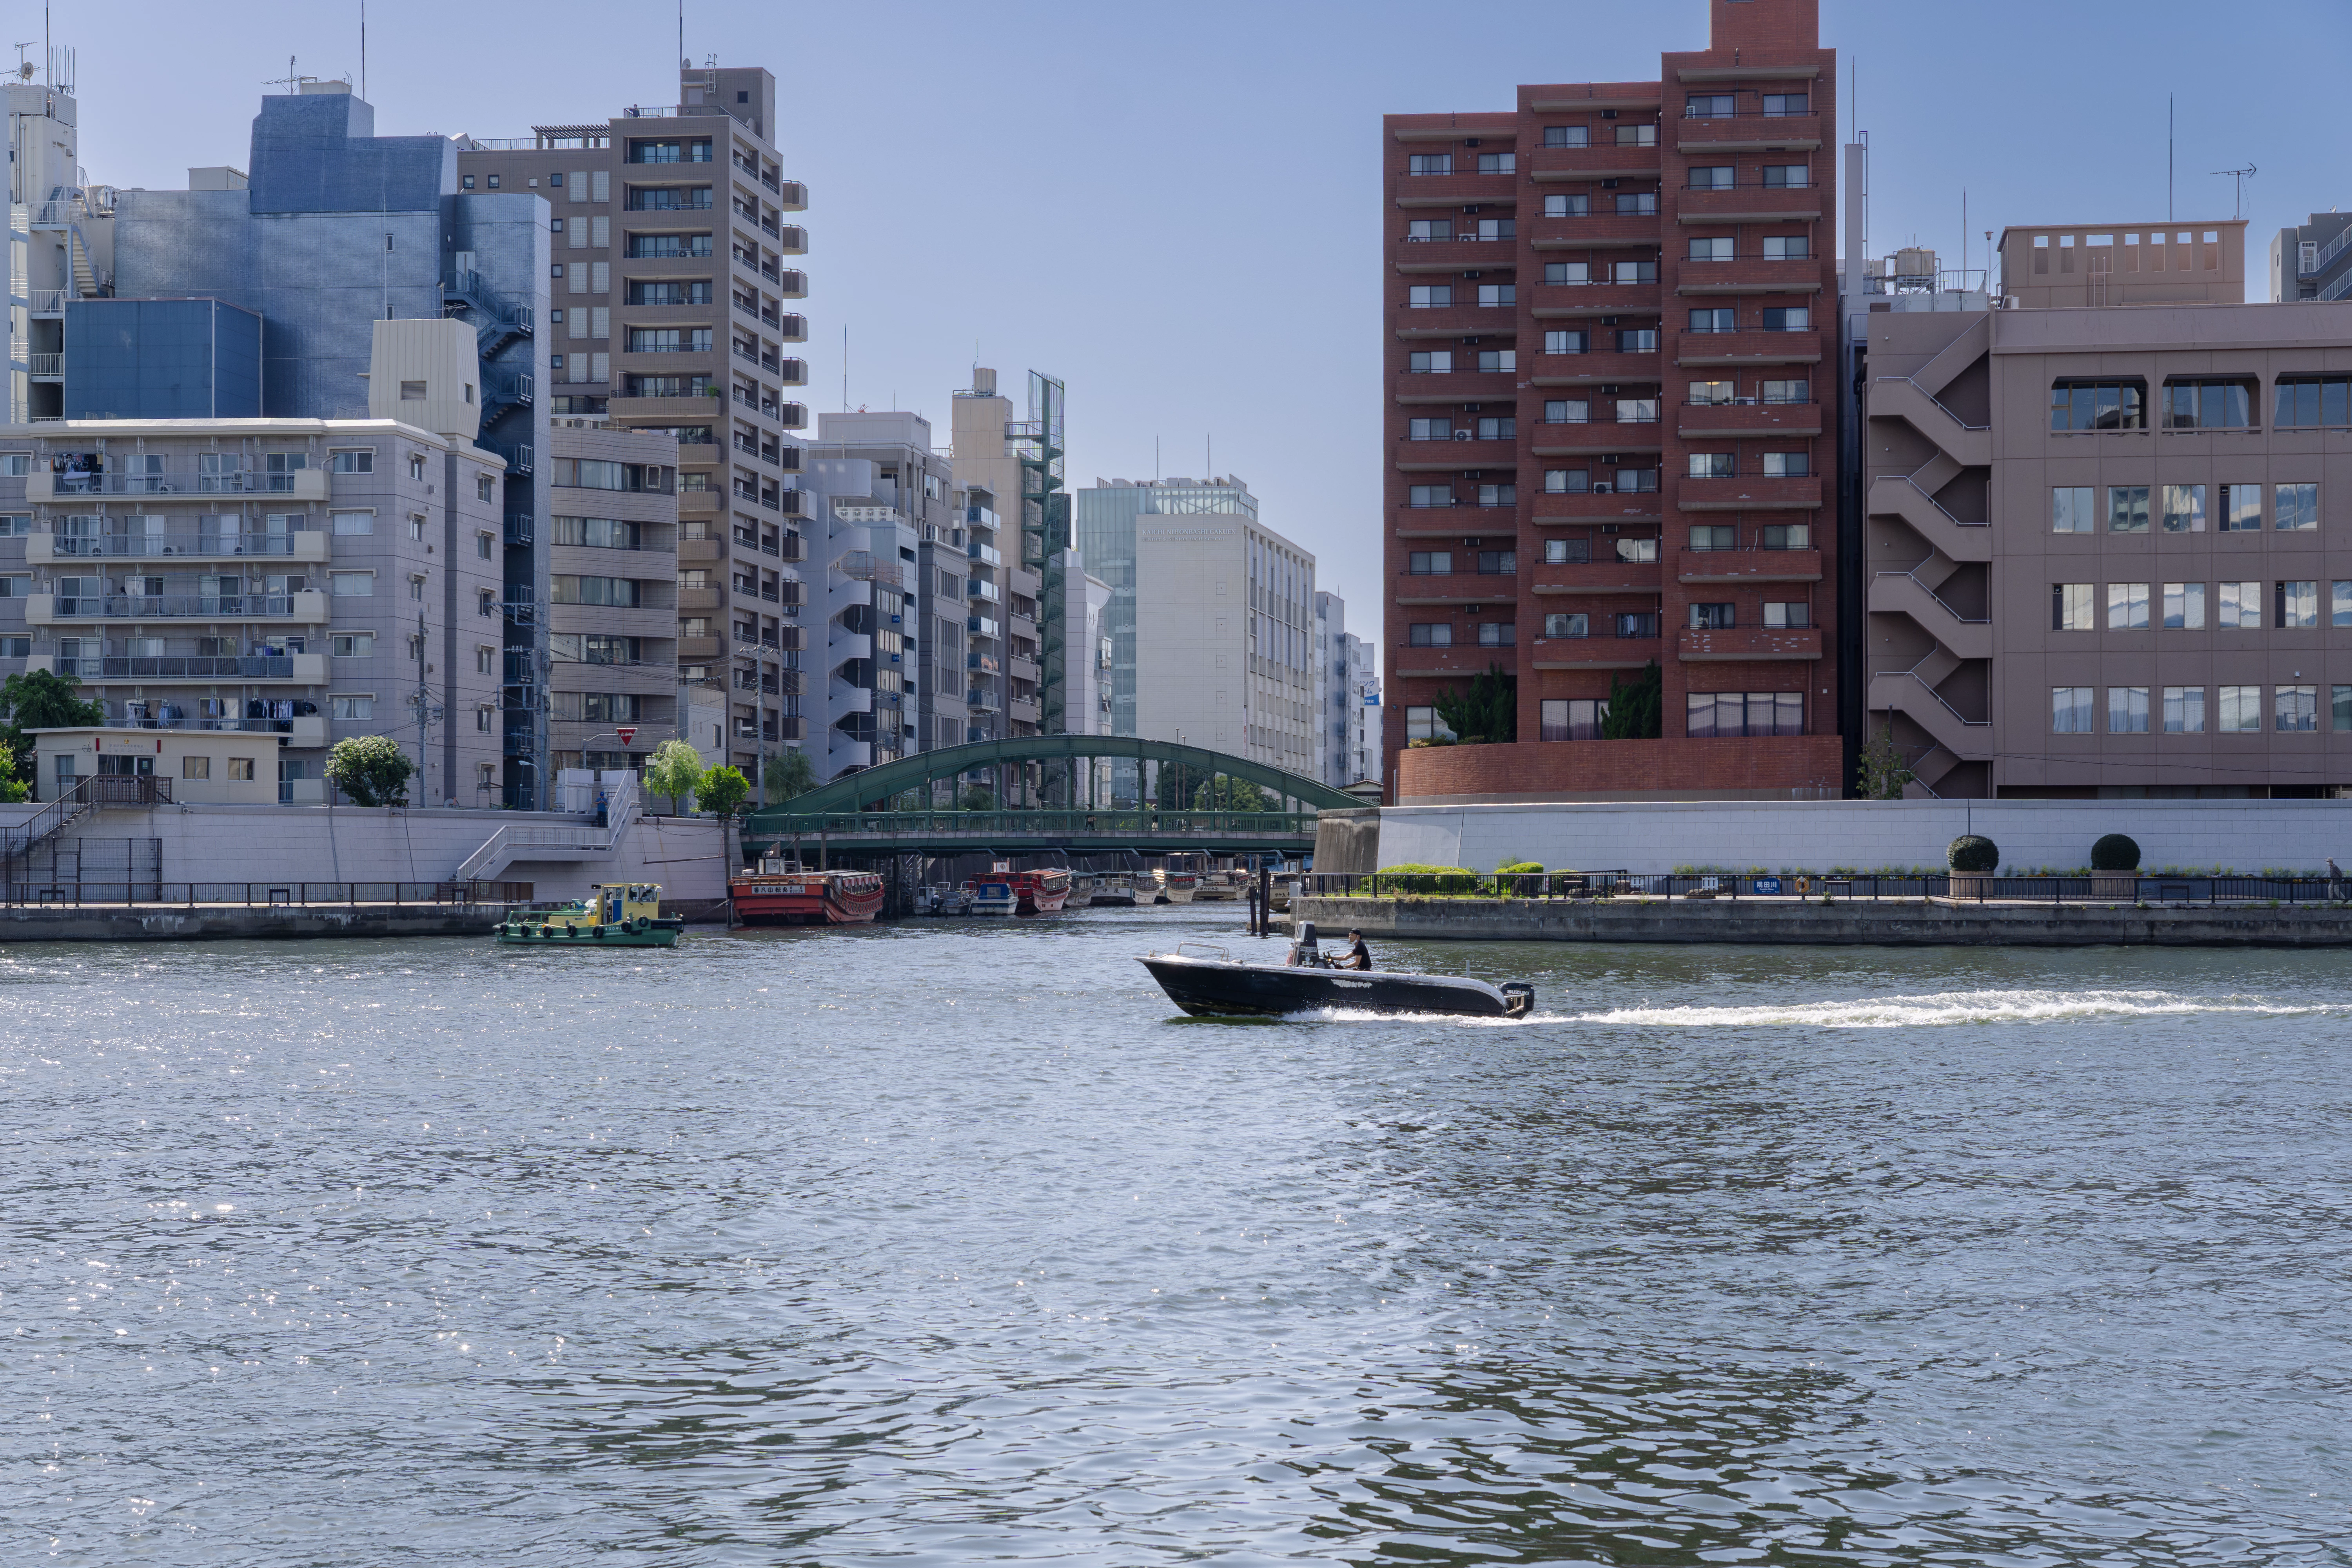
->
[616,726,636,747]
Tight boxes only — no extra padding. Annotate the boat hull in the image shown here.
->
[1138,955,1530,1018]
[497,919,678,948]
[730,872,886,926]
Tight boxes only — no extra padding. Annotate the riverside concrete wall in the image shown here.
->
[29,804,728,900]
[0,904,504,942]
[1374,798,2352,875]
[1295,895,2352,948]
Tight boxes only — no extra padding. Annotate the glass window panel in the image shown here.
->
[2163,687,2206,733]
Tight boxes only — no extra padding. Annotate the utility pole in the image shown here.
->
[410,610,443,801]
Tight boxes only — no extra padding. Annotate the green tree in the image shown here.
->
[764,747,817,802]
[958,785,997,811]
[0,669,105,784]
[1857,716,1914,800]
[323,735,417,808]
[699,764,750,819]
[0,745,27,804]
[644,739,706,812]
[1193,774,1272,812]
[1599,662,1663,740]
[1432,664,1516,744]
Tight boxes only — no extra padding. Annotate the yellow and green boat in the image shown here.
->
[497,883,682,948]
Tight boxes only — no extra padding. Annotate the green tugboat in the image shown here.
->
[497,882,682,948]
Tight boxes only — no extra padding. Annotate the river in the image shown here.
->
[3,909,2347,1565]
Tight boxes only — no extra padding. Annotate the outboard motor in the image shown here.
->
[1289,921,1321,968]
[1500,982,1535,1017]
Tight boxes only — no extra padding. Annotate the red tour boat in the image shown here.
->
[1010,867,1071,915]
[729,860,887,925]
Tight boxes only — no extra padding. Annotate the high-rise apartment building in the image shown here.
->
[1381,0,1839,800]
[1314,590,1352,786]
[545,425,681,773]
[950,368,1062,736]
[458,65,809,785]
[1343,635,1382,785]
[2268,212,2352,305]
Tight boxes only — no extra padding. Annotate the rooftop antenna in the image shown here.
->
[359,0,366,100]
[265,55,299,92]
[677,0,684,86]
[2212,163,2256,220]
[2168,95,2174,222]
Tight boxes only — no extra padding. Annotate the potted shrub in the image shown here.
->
[1946,833,1999,900]
[2089,833,2141,898]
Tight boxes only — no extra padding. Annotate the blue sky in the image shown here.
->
[54,0,2352,635]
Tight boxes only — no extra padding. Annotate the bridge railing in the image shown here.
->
[750,808,1317,840]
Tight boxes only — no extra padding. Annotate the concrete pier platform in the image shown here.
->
[1292,895,2352,948]
[0,904,508,943]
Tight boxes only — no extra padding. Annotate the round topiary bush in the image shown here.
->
[2090,833,2141,871]
[1947,834,2000,873]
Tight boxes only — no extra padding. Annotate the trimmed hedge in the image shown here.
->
[1380,864,1482,895]
[1947,834,2000,873]
[1495,860,1544,875]
[2090,833,2141,871]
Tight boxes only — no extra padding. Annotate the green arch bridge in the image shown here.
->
[742,735,1359,855]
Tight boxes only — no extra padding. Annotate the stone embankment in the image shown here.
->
[1292,895,2352,947]
[0,905,508,943]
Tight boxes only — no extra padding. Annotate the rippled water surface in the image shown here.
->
[5,910,2351,1566]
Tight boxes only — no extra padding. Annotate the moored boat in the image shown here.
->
[1093,873,1140,907]
[1138,924,1532,1019]
[1153,865,1197,904]
[1011,867,1071,915]
[924,883,970,915]
[965,877,1017,916]
[1063,873,1096,909]
[730,860,886,925]
[497,882,681,948]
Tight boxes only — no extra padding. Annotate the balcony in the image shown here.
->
[1392,644,1519,680]
[1530,490,1666,523]
[1530,424,1664,456]
[775,180,807,211]
[1677,475,1822,512]
[1392,501,1522,536]
[30,529,330,564]
[1392,233,1521,272]
[1677,547,1822,584]
[1675,186,1823,225]
[28,469,331,503]
[677,586,724,612]
[1673,330,1825,369]
[773,312,807,341]
[1393,572,1517,607]
[1528,561,1662,596]
[775,225,807,254]
[1530,282,1663,318]
[775,269,808,298]
[1393,438,1516,472]
[27,591,331,624]
[967,615,1000,641]
[1526,143,1665,181]
[1528,351,1664,386]
[1529,214,1669,250]
[1390,303,1523,338]
[1529,633,1663,671]
[1673,257,1825,296]
[1392,370,1519,406]
[1677,625,1823,662]
[1677,114,1823,153]
[1391,170,1518,208]
[1675,400,1823,439]
[40,653,328,683]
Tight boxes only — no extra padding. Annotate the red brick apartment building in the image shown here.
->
[1381,0,1841,801]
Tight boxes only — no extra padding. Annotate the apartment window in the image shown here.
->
[476,707,493,733]
[2163,687,2206,733]
[2106,582,2151,629]
[1615,328,1658,353]
[1543,539,1589,566]
[1544,330,1588,355]
[1544,468,1589,493]
[2276,483,2320,531]
[1477,417,1515,439]
[2044,486,2093,533]
[2052,686,2095,734]
[2272,686,2320,732]
[2050,379,2148,431]
[1762,93,1808,116]
[624,233,714,259]
[2219,580,2263,628]
[2337,687,2352,731]
[1688,691,1801,737]
[552,516,641,548]
[1612,260,1658,285]
[1688,237,1735,261]
[1540,698,1606,740]
[329,694,375,721]
[1476,550,1516,573]
[580,693,642,723]
[1406,284,1453,308]
[1475,218,1515,241]
[1688,453,1735,479]
[2162,582,2206,629]
[330,633,374,658]
[330,510,374,536]
[1544,260,1590,284]
[1615,123,1657,146]
[1476,349,1517,373]
[1476,484,1516,507]
[1477,152,1514,174]
[476,646,495,675]
[2277,580,2320,628]
[2335,581,2352,627]
[626,279,711,305]
[1543,194,1589,219]
[476,532,494,560]
[1542,611,1590,638]
[2102,686,2152,734]
[330,570,374,597]
[1408,350,1454,374]
[1688,165,1735,191]
[1407,551,1453,575]
[626,327,714,353]
[2276,376,2352,428]
[1688,380,1735,406]
[1545,398,1590,423]
[1407,154,1454,175]
[1689,308,1736,333]
[407,453,427,480]
[2161,377,2257,430]
[2051,583,2094,630]
[1406,219,1453,242]
[551,575,642,606]
[229,757,256,782]
[1760,235,1811,260]
[1760,164,1809,189]
[1408,623,1453,647]
[2216,685,2263,732]
[1760,307,1810,332]
[1614,192,1659,216]
[1616,537,1660,563]
[2107,486,2151,533]
[1477,621,1515,646]
[1690,602,1735,629]
[1686,93,1736,118]
[1407,417,1451,441]
[1760,523,1810,550]
[1615,611,1661,636]
[1408,484,1453,507]
[409,573,427,601]
[1762,601,1809,628]
[2154,482,2207,533]
[1761,451,1809,478]
[461,174,475,190]
[1764,379,1811,406]
[1405,706,1453,741]
[1477,284,1515,307]
[1542,125,1588,148]
[329,448,374,474]
[1611,397,1655,424]
[409,516,426,542]
[1613,467,1660,493]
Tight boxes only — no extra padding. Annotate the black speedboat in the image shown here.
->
[1139,923,1534,1019]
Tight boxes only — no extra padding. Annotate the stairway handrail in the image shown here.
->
[1874,562,1991,626]
[0,777,97,860]
[1871,372,1991,434]
[1879,657,1990,727]
[1869,473,1988,528]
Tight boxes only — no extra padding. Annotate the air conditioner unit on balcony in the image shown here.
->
[1594,483,1615,494]
[1452,430,1473,440]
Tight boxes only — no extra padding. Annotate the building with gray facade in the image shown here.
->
[2269,211,2352,304]
[950,369,1058,736]
[544,425,681,773]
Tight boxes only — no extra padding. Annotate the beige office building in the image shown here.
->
[1866,220,2352,798]
[544,425,681,771]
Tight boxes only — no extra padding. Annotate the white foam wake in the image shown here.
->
[1563,988,2332,1030]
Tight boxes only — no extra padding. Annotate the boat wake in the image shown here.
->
[1562,987,2336,1030]
[1279,1005,1553,1027]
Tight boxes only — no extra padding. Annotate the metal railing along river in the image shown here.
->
[1295,871,2352,906]
[1,881,532,909]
